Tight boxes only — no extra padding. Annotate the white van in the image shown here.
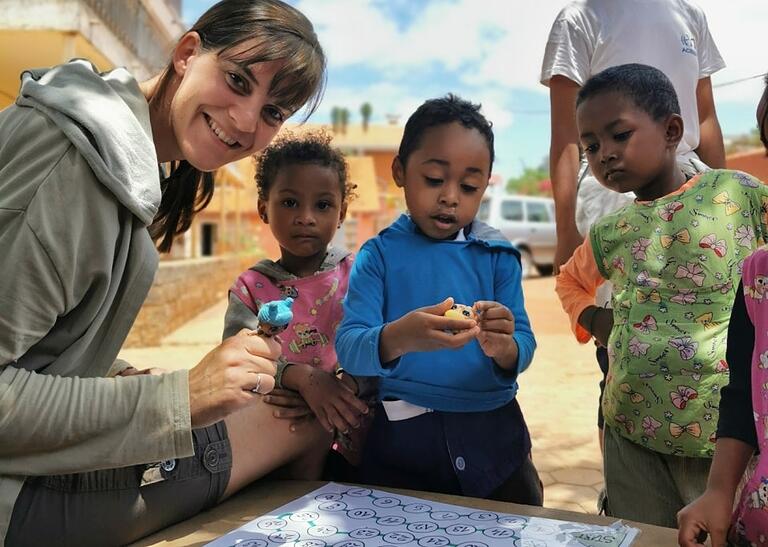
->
[476,193,557,277]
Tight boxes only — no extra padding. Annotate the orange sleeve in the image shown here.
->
[555,238,605,343]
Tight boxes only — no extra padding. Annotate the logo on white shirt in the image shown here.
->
[681,33,697,56]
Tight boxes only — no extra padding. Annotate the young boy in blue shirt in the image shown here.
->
[336,94,541,503]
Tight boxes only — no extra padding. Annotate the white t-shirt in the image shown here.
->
[540,0,725,158]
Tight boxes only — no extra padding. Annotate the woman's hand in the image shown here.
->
[188,329,280,428]
[677,490,732,547]
[379,297,479,362]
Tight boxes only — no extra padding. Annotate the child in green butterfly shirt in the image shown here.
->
[556,63,768,528]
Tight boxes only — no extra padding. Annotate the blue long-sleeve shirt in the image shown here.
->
[336,214,536,412]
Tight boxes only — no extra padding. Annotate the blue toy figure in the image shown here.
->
[256,297,294,337]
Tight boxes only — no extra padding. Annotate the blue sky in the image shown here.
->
[183,0,764,181]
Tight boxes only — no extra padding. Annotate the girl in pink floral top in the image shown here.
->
[223,131,370,477]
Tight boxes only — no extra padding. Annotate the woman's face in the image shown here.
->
[169,34,290,171]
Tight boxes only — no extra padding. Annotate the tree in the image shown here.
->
[330,106,341,133]
[506,165,550,196]
[725,128,762,156]
[339,108,350,134]
[360,102,372,131]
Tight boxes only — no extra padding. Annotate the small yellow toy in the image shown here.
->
[444,303,477,321]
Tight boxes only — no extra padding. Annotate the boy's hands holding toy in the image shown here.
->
[379,297,479,362]
[474,300,519,371]
[265,364,369,434]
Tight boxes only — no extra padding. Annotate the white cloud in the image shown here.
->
[297,0,561,80]
[298,0,764,104]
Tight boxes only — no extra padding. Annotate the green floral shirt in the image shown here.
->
[592,170,768,457]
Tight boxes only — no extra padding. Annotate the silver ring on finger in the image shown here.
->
[251,373,263,395]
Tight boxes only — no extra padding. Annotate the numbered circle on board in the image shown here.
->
[268,530,301,544]
[256,518,287,530]
[307,525,339,537]
[333,541,364,547]
[372,497,400,508]
[497,516,528,530]
[482,527,517,539]
[445,524,476,536]
[402,503,431,514]
[347,508,376,520]
[346,488,373,497]
[349,528,380,540]
[319,501,348,512]
[291,512,320,522]
[295,541,327,547]
[468,512,497,522]
[407,522,439,534]
[417,536,451,547]
[315,493,343,502]
[526,524,557,535]
[382,531,415,544]
[376,515,406,527]
[231,539,267,547]
[456,542,489,547]
[430,511,460,521]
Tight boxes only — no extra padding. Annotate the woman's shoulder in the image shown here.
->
[0,103,75,204]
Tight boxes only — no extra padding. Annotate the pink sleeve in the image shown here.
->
[230,271,260,314]
[555,238,605,343]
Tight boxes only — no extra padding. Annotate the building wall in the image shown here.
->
[0,0,182,107]
[124,254,258,347]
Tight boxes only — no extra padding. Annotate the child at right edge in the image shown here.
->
[678,77,768,547]
[556,64,768,528]
[336,94,541,504]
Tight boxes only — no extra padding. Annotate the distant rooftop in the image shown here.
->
[282,123,402,152]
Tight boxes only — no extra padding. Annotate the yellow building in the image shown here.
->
[0,0,184,108]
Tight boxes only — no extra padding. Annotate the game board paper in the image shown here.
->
[205,482,639,547]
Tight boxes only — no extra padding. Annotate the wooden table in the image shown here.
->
[133,480,677,547]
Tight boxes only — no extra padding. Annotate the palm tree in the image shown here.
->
[330,106,341,133]
[339,108,350,134]
[360,102,372,132]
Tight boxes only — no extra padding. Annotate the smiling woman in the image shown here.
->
[0,1,329,545]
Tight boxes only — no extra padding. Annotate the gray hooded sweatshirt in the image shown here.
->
[0,60,193,543]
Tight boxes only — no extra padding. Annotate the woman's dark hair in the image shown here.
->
[576,63,680,121]
[255,130,355,203]
[397,93,495,171]
[148,0,327,252]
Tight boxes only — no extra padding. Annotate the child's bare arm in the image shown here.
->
[274,364,369,433]
[555,239,606,343]
[577,306,613,347]
[677,438,754,547]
